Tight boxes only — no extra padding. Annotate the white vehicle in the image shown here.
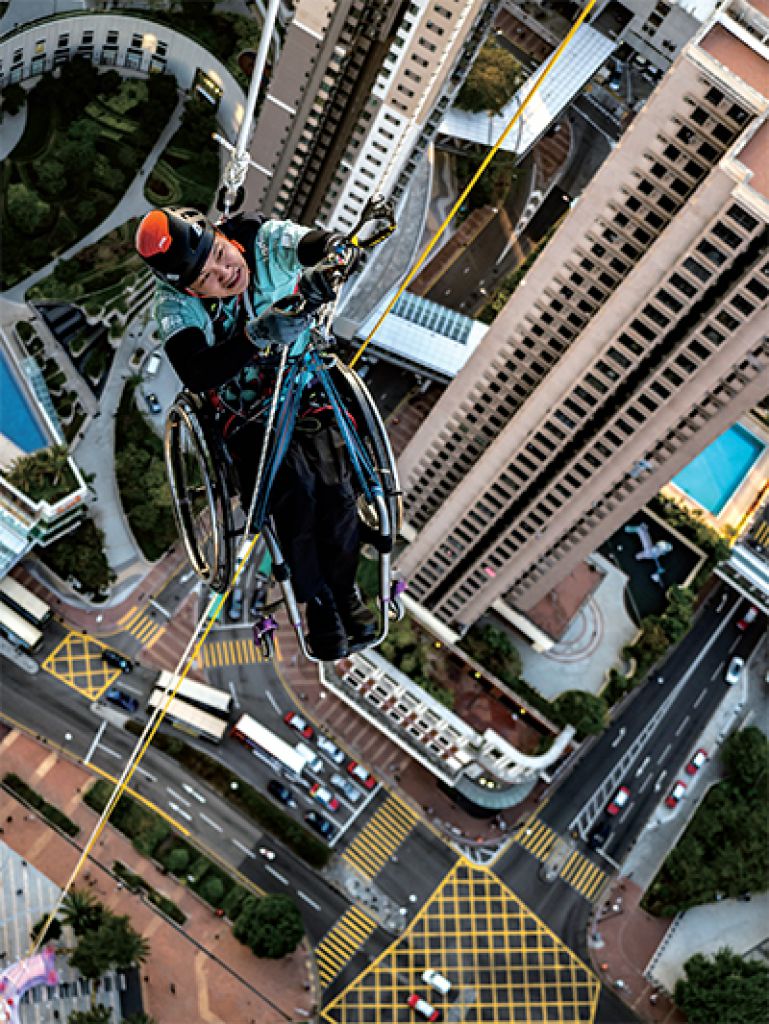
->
[330,772,362,804]
[231,714,307,776]
[144,352,162,376]
[317,735,345,765]
[0,576,52,627]
[422,969,452,996]
[155,671,232,718]
[725,656,744,685]
[296,742,323,774]
[148,690,227,743]
[0,601,43,653]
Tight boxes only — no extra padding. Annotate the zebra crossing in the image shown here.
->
[116,606,166,649]
[342,795,419,879]
[197,634,282,668]
[515,818,607,902]
[751,519,769,546]
[315,907,377,989]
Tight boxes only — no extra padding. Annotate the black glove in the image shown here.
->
[298,259,341,312]
[246,296,312,349]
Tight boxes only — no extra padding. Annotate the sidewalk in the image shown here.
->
[0,729,315,1023]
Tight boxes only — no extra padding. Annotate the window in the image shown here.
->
[702,325,724,345]
[418,36,437,52]
[670,271,696,298]
[683,158,704,179]
[715,309,739,332]
[713,222,741,248]
[106,30,119,44]
[730,294,754,318]
[657,289,682,313]
[130,33,143,48]
[683,257,709,282]
[643,304,668,327]
[727,204,759,232]
[57,33,69,47]
[705,86,724,106]
[697,239,726,267]
[745,278,768,301]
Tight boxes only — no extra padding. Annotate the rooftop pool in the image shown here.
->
[0,348,47,454]
[672,423,766,516]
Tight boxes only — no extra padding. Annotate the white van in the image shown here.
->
[145,352,162,377]
[421,969,451,996]
[296,742,323,774]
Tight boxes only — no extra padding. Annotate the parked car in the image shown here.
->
[725,656,744,685]
[284,710,314,739]
[665,780,687,808]
[587,820,611,851]
[347,760,376,789]
[330,772,362,804]
[104,687,138,713]
[100,649,133,673]
[227,586,244,622]
[407,994,442,1021]
[144,352,162,377]
[737,605,758,630]
[317,735,346,765]
[267,779,296,808]
[304,810,337,840]
[309,783,340,812]
[685,748,708,775]
[606,785,630,816]
[145,392,162,415]
[249,573,270,616]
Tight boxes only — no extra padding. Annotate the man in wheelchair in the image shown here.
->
[135,205,377,661]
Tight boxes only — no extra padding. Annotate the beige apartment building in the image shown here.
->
[396,1,769,638]
[244,0,497,229]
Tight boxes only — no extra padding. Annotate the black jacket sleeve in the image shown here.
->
[165,327,256,392]
[297,229,338,266]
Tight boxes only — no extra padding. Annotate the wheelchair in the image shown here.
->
[163,350,405,663]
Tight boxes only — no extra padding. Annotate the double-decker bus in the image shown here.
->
[0,576,52,627]
[231,713,308,777]
[154,671,232,719]
[148,688,227,744]
[0,602,44,653]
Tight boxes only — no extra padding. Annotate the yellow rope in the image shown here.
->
[349,0,598,368]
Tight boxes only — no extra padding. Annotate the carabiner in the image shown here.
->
[345,195,397,251]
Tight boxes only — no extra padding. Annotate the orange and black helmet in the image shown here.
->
[135,206,215,291]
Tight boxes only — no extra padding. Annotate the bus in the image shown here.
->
[154,671,232,719]
[0,602,44,653]
[231,713,308,777]
[0,576,52,627]
[148,689,227,744]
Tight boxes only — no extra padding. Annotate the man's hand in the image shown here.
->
[246,296,312,349]
[299,238,359,312]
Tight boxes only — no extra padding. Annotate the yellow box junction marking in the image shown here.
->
[117,605,165,649]
[316,907,378,989]
[342,795,419,879]
[43,631,122,700]
[322,859,600,1023]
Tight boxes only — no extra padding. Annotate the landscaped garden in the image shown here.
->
[13,319,87,441]
[145,94,221,210]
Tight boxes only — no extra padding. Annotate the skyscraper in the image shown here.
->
[396,1,769,637]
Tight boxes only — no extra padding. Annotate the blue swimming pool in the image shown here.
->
[672,424,766,516]
[0,349,47,453]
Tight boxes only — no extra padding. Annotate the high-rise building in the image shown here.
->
[396,1,769,638]
[245,0,498,228]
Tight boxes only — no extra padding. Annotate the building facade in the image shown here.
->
[396,1,769,636]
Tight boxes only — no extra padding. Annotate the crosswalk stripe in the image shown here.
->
[117,605,139,628]
[342,795,417,878]
[315,907,376,987]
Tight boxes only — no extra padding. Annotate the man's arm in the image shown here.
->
[165,327,256,392]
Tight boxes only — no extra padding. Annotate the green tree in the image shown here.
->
[2,82,27,116]
[37,158,67,196]
[59,889,103,937]
[7,183,51,233]
[30,913,63,945]
[460,622,522,683]
[39,516,115,594]
[233,894,304,958]
[7,444,77,502]
[69,925,113,982]
[164,846,190,874]
[553,690,608,737]
[199,875,225,905]
[721,726,769,794]
[68,1007,113,1024]
[675,948,769,1024]
[456,41,524,114]
[101,913,150,969]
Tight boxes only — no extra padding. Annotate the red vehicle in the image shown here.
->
[347,760,376,789]
[665,780,687,808]
[606,785,630,816]
[685,748,708,775]
[407,994,441,1022]
[309,783,340,813]
[737,605,758,630]
[283,710,314,740]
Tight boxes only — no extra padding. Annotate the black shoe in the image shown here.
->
[306,591,349,661]
[335,585,377,646]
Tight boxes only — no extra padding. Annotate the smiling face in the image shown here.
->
[188,233,249,298]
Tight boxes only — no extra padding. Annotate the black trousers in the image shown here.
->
[225,420,360,604]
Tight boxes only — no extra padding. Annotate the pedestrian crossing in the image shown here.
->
[342,795,419,879]
[315,906,377,989]
[751,520,769,545]
[515,818,606,902]
[197,635,282,668]
[116,606,166,649]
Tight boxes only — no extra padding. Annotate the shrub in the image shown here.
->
[198,875,225,906]
[164,847,190,875]
[3,773,80,836]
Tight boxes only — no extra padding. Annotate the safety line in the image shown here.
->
[27,530,262,958]
[349,0,597,368]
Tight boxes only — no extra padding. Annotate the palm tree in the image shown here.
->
[59,889,103,937]
[103,913,150,969]
[68,1005,113,1023]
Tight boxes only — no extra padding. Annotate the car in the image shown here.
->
[317,735,346,765]
[258,847,276,861]
[330,772,362,804]
[144,352,162,377]
[227,586,244,622]
[665,780,687,808]
[347,760,376,789]
[100,649,133,673]
[145,392,162,415]
[422,969,452,995]
[606,785,630,816]
[309,783,340,812]
[685,748,708,776]
[737,605,758,630]
[407,993,442,1021]
[104,687,138,713]
[267,779,296,808]
[284,710,314,739]
[304,810,337,840]
[249,573,270,616]
[725,656,744,685]
[587,820,611,851]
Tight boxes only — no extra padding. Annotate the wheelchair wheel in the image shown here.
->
[164,393,234,592]
[327,356,403,538]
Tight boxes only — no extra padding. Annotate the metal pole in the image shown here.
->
[235,0,281,162]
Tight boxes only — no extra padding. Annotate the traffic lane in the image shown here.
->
[373,827,456,911]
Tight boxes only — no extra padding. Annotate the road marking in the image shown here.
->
[654,770,667,793]
[660,744,671,761]
[228,680,241,709]
[728,637,741,653]
[168,802,192,822]
[100,744,122,760]
[182,783,206,803]
[635,756,650,778]
[265,865,289,885]
[674,716,690,737]
[711,661,725,681]
[297,890,321,910]
[265,689,280,714]
[200,813,223,832]
[117,683,143,696]
[166,788,191,806]
[136,767,157,782]
[232,838,256,859]
[84,721,107,764]
[639,776,652,794]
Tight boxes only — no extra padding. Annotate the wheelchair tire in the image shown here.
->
[164,393,234,592]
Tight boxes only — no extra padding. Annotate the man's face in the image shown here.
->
[189,233,249,298]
